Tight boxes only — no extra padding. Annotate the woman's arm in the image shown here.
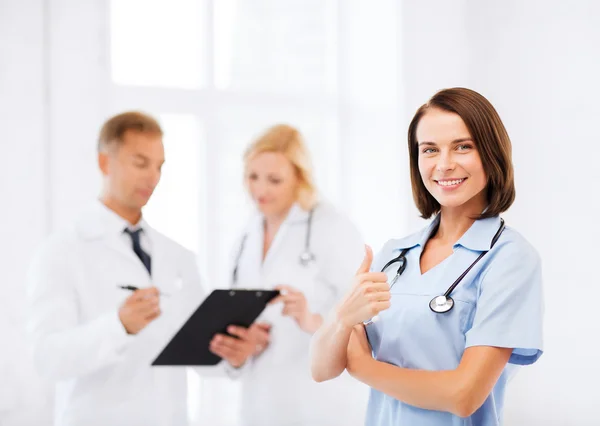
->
[347,325,512,417]
[310,246,391,382]
[309,310,354,382]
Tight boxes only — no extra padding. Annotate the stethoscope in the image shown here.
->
[379,218,505,315]
[232,207,316,287]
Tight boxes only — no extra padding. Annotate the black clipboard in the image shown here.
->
[152,289,279,366]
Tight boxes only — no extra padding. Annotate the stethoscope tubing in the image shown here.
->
[376,218,506,315]
[232,206,317,287]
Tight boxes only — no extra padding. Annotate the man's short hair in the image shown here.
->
[97,111,163,152]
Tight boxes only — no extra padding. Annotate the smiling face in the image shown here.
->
[416,107,488,214]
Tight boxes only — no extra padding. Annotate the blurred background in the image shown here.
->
[1,0,599,425]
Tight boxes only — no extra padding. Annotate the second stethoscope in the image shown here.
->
[378,218,505,315]
[232,207,316,287]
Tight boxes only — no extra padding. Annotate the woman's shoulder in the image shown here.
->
[370,228,424,272]
[313,200,346,220]
[492,224,541,264]
[312,201,360,232]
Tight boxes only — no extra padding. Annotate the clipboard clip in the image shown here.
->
[228,289,270,298]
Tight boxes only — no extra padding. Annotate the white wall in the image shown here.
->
[48,0,110,229]
[466,2,600,424]
[0,0,52,424]
[338,0,404,249]
[1,1,108,424]
[401,1,600,425]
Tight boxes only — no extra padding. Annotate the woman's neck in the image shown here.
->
[261,204,294,260]
[263,204,294,236]
[264,216,285,237]
[435,197,487,245]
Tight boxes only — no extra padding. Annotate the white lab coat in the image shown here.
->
[232,202,370,426]
[26,201,220,426]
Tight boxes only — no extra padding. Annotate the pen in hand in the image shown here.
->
[117,285,170,297]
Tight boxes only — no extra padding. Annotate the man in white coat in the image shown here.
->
[26,111,258,426]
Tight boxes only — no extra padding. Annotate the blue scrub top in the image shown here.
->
[364,215,543,426]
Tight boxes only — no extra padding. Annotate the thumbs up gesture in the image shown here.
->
[335,245,391,328]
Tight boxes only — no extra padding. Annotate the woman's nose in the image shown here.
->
[436,151,456,172]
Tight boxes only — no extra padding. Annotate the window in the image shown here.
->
[143,114,204,255]
[108,1,401,424]
[110,0,206,89]
[213,0,338,94]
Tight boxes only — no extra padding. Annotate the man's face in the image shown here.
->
[99,130,165,211]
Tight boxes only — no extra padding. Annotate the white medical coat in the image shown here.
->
[26,201,218,426]
[232,202,370,426]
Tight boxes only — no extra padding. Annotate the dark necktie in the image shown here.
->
[124,228,152,275]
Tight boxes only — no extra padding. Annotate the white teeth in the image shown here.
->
[437,179,464,186]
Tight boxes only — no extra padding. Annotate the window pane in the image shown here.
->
[110,0,206,89]
[143,114,203,254]
[214,0,337,94]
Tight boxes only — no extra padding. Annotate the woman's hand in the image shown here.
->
[346,324,373,376]
[272,285,322,334]
[335,246,391,327]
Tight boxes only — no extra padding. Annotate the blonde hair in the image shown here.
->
[244,124,318,210]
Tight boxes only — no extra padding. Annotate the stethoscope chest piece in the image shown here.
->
[232,206,319,286]
[299,251,316,266]
[429,295,454,313]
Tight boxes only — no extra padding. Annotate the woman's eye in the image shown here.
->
[422,148,436,154]
[457,144,473,151]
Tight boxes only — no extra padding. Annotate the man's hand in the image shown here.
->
[118,287,161,335]
[210,322,272,367]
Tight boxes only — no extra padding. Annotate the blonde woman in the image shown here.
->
[211,124,368,426]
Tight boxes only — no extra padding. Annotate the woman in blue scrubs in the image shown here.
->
[310,87,543,425]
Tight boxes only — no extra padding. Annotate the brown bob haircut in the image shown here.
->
[408,87,515,220]
[98,111,163,152]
